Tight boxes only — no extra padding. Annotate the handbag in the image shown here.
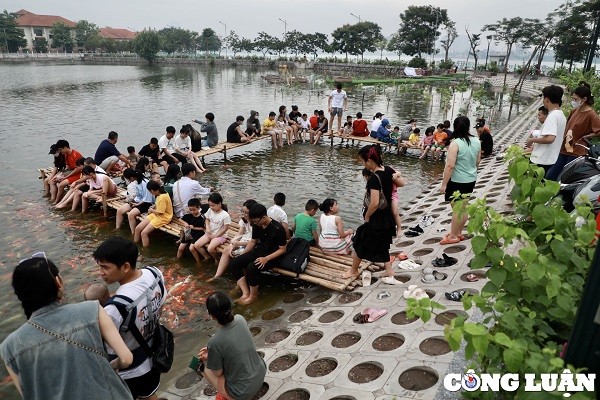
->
[363,172,388,211]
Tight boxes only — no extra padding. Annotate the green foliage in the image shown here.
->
[158,26,197,54]
[75,20,99,48]
[331,21,384,61]
[33,37,48,53]
[0,10,26,52]
[557,69,600,114]
[396,6,449,58]
[407,146,597,398]
[133,29,161,63]
[408,56,427,68]
[253,31,278,57]
[552,1,594,68]
[197,28,221,53]
[50,22,74,52]
[438,58,454,70]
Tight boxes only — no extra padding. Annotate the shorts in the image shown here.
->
[173,153,187,163]
[391,190,398,202]
[133,202,153,213]
[79,184,90,193]
[445,180,476,202]
[330,107,344,117]
[99,155,119,170]
[433,143,445,150]
[124,367,161,399]
[160,155,176,165]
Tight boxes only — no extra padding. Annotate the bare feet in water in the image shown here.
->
[237,296,257,305]
[341,271,359,279]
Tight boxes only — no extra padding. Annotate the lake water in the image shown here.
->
[0,63,510,398]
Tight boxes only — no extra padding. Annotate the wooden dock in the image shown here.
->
[39,166,383,292]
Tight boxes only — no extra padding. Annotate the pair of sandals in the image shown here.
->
[403,284,429,300]
[439,233,467,245]
[405,225,424,237]
[431,253,458,268]
[445,290,467,302]
[421,267,447,283]
[353,307,388,324]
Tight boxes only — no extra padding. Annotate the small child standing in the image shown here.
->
[83,283,110,306]
[127,146,140,165]
[267,192,290,240]
[191,193,231,261]
[293,199,319,245]
[177,198,206,259]
[419,126,435,159]
[318,198,353,254]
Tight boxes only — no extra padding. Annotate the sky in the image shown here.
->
[6,0,567,52]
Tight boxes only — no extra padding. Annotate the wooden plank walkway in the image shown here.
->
[39,167,381,292]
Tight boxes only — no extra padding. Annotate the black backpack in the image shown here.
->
[279,238,310,274]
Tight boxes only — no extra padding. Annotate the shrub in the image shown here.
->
[408,56,427,69]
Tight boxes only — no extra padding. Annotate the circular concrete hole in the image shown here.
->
[403,217,417,223]
[444,245,466,254]
[319,310,344,323]
[440,201,451,205]
[262,308,285,320]
[394,274,411,283]
[419,336,451,356]
[204,385,218,396]
[277,389,310,400]
[487,192,500,198]
[305,358,338,377]
[460,270,487,282]
[441,218,452,224]
[488,187,502,192]
[372,333,405,351]
[487,198,498,204]
[265,329,291,344]
[250,326,262,336]
[413,248,434,257]
[474,185,485,189]
[433,207,446,212]
[435,310,468,326]
[283,293,305,303]
[423,237,443,244]
[296,330,323,346]
[289,309,313,323]
[332,332,361,348]
[250,382,269,400]
[309,293,332,304]
[348,362,384,383]
[418,204,429,209]
[412,210,424,215]
[175,371,202,389]
[338,292,363,304]
[402,206,412,211]
[269,354,299,372]
[392,311,419,325]
[394,240,414,247]
[329,397,356,400]
[425,289,436,298]
[399,366,439,391]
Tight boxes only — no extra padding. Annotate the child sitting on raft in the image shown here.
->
[134,180,173,247]
[115,169,155,233]
[190,193,231,262]
[80,166,118,217]
[177,198,206,259]
[318,198,353,254]
[419,126,435,159]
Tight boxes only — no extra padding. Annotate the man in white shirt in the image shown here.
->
[526,85,567,177]
[94,236,167,400]
[158,126,179,167]
[328,83,348,134]
[172,163,212,218]
[267,192,290,240]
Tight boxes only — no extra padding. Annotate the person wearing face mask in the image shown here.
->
[546,81,600,181]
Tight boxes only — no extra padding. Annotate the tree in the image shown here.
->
[33,37,48,53]
[552,2,593,71]
[234,37,254,56]
[331,21,384,61]
[253,31,277,57]
[465,30,481,72]
[284,30,304,57]
[225,30,242,57]
[484,17,527,90]
[302,32,328,59]
[50,22,74,52]
[376,37,388,60]
[0,10,27,52]
[75,20,99,48]
[440,21,458,62]
[387,32,403,60]
[133,29,161,63]
[397,6,449,58]
[197,28,221,53]
[84,33,103,52]
[158,27,196,54]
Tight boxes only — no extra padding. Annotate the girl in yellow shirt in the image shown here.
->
[134,180,173,247]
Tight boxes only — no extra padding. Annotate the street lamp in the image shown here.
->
[350,13,362,23]
[278,18,287,59]
[3,27,8,54]
[484,35,493,69]
[218,21,227,58]
[429,7,442,64]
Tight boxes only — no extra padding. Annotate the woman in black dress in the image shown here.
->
[343,144,402,285]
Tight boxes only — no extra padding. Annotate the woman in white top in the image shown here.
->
[80,166,117,217]
[175,126,206,173]
[213,199,257,279]
[318,198,353,254]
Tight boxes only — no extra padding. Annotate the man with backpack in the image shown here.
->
[94,236,168,400]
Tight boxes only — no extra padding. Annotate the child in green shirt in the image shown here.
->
[292,199,319,245]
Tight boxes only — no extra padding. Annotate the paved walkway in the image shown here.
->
[158,86,547,399]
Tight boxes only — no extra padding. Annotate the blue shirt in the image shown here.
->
[94,139,121,165]
[135,179,155,203]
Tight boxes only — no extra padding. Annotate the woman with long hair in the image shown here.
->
[439,116,481,245]
[342,144,402,285]
[0,254,133,399]
[546,81,600,181]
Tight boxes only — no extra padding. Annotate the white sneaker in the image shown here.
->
[381,276,402,285]
[201,147,210,151]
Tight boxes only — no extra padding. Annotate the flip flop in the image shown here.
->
[366,308,388,322]
[398,260,420,270]
[465,273,479,282]
[376,291,391,300]
[440,236,461,245]
[395,252,408,261]
[362,271,372,287]
[445,290,466,302]
[442,253,458,266]
[433,270,447,281]
[353,312,369,324]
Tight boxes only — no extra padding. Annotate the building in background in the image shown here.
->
[99,28,137,42]
[15,9,76,51]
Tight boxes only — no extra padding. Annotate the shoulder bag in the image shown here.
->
[363,172,388,211]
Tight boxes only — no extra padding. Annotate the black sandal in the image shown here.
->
[445,290,466,302]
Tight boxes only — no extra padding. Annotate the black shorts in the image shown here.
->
[134,202,152,213]
[173,153,187,164]
[445,180,476,202]
[160,156,176,165]
[125,367,161,399]
[79,184,90,193]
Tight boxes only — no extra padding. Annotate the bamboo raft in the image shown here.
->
[38,167,382,292]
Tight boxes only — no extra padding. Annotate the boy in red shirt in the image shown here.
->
[52,139,84,204]
[351,112,369,137]
[309,109,319,130]
[432,124,448,161]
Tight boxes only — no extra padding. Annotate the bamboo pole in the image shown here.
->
[273,268,345,291]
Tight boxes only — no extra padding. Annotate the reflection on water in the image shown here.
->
[0,63,503,397]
